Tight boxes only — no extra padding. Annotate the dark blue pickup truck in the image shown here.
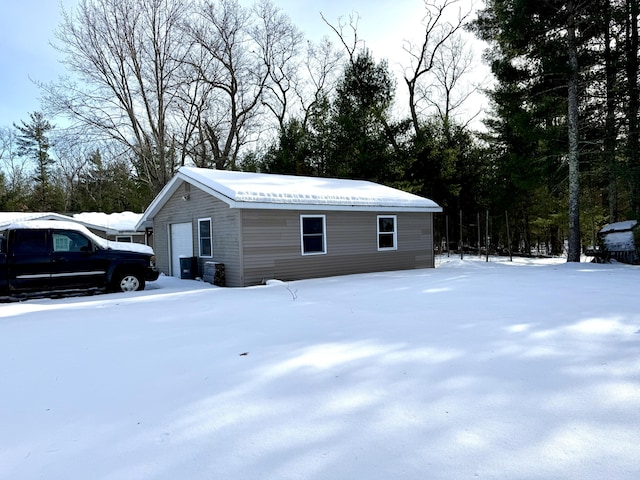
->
[0,221,159,300]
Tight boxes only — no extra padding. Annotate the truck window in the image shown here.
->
[13,230,48,255]
[53,231,92,252]
[0,235,6,254]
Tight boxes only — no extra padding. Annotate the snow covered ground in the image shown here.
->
[1,256,639,479]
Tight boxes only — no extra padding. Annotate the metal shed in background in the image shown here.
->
[599,220,639,264]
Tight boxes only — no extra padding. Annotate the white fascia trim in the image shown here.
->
[226,201,442,213]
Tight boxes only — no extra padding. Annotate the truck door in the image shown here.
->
[0,235,8,296]
[9,229,52,292]
[50,230,109,290]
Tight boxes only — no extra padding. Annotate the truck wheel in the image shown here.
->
[115,272,145,292]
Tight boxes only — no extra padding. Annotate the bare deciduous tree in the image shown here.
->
[296,37,344,128]
[46,0,189,194]
[422,33,481,133]
[403,0,474,139]
[43,0,315,180]
[50,131,92,211]
[257,0,304,131]
[183,0,299,170]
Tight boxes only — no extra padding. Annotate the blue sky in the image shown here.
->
[0,0,71,127]
[0,0,485,128]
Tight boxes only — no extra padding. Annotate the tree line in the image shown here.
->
[1,0,639,259]
[473,0,640,258]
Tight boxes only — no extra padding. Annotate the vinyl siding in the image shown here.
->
[241,209,434,286]
[152,181,243,287]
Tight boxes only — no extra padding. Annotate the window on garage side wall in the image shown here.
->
[300,215,326,255]
[377,215,397,250]
[198,218,212,257]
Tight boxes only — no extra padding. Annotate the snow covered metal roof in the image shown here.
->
[138,168,441,228]
[599,220,638,234]
[72,212,143,233]
[0,212,76,229]
[0,212,145,234]
[183,167,442,209]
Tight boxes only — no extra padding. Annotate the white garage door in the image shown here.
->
[170,222,193,277]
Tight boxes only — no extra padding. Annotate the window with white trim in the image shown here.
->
[116,236,132,243]
[377,215,397,250]
[300,215,326,255]
[198,218,213,257]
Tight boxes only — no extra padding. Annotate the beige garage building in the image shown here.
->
[137,167,442,286]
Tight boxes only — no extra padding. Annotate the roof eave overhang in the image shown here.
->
[136,171,443,230]
[226,200,443,213]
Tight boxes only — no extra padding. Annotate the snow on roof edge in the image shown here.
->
[72,212,143,232]
[599,220,638,234]
[137,168,443,229]
[180,167,442,211]
[0,212,76,229]
[0,212,143,233]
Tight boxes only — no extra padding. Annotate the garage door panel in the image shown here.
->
[170,222,193,277]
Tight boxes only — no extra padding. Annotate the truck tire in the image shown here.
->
[114,272,145,292]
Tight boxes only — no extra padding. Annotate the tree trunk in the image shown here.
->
[626,0,640,216]
[567,4,581,262]
[604,1,619,221]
